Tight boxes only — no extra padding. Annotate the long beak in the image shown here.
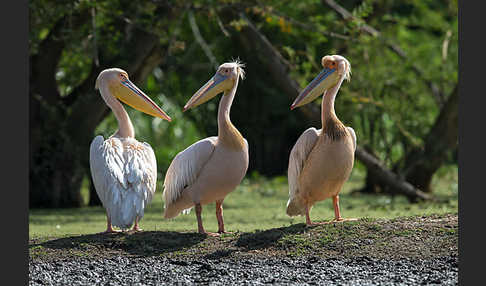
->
[290,67,338,110]
[183,73,229,111]
[116,79,172,121]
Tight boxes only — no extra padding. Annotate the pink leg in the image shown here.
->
[195,203,205,234]
[305,204,314,226]
[331,195,357,223]
[333,195,343,221]
[100,213,120,234]
[132,216,142,232]
[216,200,232,234]
[195,203,218,236]
[216,200,225,232]
[305,204,328,226]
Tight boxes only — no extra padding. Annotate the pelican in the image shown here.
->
[286,55,357,226]
[90,68,171,233]
[163,61,248,236]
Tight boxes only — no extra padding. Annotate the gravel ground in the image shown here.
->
[29,255,458,285]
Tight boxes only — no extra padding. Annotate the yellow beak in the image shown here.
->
[183,73,230,111]
[111,79,171,121]
[291,67,339,110]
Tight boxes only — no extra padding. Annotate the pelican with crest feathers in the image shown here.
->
[90,68,171,233]
[287,55,357,226]
[163,61,248,236]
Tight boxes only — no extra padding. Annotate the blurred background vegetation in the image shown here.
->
[29,0,457,211]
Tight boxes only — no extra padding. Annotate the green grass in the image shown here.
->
[29,165,457,240]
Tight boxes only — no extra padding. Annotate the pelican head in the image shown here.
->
[290,55,351,110]
[96,68,171,121]
[183,61,245,111]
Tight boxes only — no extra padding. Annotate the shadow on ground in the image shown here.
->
[30,231,207,257]
[236,223,309,250]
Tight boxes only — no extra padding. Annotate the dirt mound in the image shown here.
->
[30,213,457,261]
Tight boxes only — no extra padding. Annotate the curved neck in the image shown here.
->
[217,78,244,149]
[99,85,135,138]
[321,77,344,129]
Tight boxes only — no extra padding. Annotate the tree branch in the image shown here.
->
[30,12,86,105]
[188,10,219,70]
[237,12,321,126]
[233,11,433,200]
[356,146,433,200]
[267,8,352,41]
[322,0,445,106]
[65,29,167,145]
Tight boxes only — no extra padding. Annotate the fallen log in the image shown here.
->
[356,146,433,201]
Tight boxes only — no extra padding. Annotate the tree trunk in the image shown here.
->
[30,24,168,208]
[223,11,436,200]
[357,146,382,194]
[359,84,457,199]
[403,84,458,192]
[321,0,458,197]
[29,11,89,208]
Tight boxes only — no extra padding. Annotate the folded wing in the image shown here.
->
[162,137,217,217]
[286,127,320,216]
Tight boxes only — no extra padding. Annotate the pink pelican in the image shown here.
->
[163,61,248,236]
[286,55,357,226]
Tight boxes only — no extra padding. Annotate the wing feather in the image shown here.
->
[347,127,357,152]
[89,136,157,229]
[163,137,217,211]
[287,128,320,210]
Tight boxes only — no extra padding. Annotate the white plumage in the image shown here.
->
[347,127,357,151]
[162,137,217,217]
[90,135,157,229]
[90,68,171,233]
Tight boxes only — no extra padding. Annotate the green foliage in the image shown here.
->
[30,0,457,199]
[248,0,458,167]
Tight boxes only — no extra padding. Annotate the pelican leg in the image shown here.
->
[331,195,357,223]
[305,205,314,226]
[132,216,142,232]
[216,200,225,232]
[333,195,343,221]
[195,203,205,233]
[195,203,219,236]
[100,213,120,234]
[216,200,232,234]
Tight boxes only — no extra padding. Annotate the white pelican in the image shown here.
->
[90,68,171,233]
[163,61,249,236]
[286,55,357,226]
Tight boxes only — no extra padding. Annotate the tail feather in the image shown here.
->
[109,191,146,230]
[163,191,194,219]
[286,197,306,217]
